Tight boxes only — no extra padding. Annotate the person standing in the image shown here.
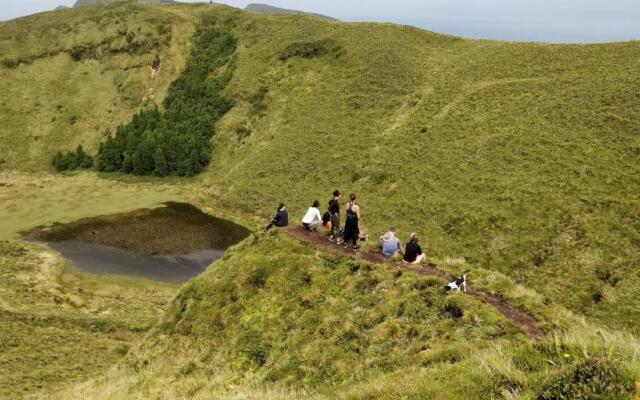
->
[328,190,341,242]
[342,193,361,250]
[301,200,323,232]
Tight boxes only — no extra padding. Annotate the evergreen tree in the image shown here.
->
[153,145,168,177]
[188,147,201,176]
[94,22,237,177]
[122,152,133,173]
[131,150,143,175]
[51,145,93,172]
[52,151,66,171]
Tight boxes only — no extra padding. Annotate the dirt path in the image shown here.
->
[283,225,543,340]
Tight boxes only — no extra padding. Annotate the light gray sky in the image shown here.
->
[2,0,640,43]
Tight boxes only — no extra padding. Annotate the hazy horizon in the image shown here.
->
[2,0,640,43]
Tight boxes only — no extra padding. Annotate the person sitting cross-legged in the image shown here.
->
[403,233,426,265]
[302,200,323,232]
[380,227,404,258]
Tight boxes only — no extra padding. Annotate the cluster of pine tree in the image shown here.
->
[97,21,237,176]
[52,145,94,171]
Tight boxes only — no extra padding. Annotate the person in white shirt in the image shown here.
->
[302,200,322,232]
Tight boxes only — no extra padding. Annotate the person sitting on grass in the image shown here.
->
[380,227,404,258]
[403,233,425,265]
[264,203,288,231]
[301,200,323,232]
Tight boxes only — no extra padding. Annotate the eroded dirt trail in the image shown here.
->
[283,225,543,340]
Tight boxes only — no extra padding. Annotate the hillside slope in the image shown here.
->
[1,4,640,398]
[49,232,640,399]
[0,2,204,171]
[0,240,176,398]
[205,10,640,334]
[1,0,639,333]
[245,3,338,21]
[73,0,175,7]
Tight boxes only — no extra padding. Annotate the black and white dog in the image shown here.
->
[444,274,467,294]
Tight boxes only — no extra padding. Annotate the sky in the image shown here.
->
[2,0,640,43]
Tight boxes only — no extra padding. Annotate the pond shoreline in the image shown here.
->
[21,202,251,256]
[21,202,251,283]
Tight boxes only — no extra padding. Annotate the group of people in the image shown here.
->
[264,190,426,265]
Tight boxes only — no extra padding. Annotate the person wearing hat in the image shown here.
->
[380,227,404,258]
[264,202,289,232]
[302,200,323,232]
[327,190,342,242]
[403,233,426,264]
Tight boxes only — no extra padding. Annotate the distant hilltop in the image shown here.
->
[73,0,175,7]
[245,3,338,21]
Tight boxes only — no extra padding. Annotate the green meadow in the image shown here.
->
[0,2,639,398]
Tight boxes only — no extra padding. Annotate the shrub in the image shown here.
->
[52,145,94,172]
[279,38,343,61]
[235,126,251,141]
[0,241,28,257]
[179,361,198,376]
[439,300,464,319]
[249,85,269,117]
[537,357,635,400]
[247,267,269,288]
[244,341,270,367]
[2,58,19,69]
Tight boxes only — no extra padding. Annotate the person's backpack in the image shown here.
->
[322,211,331,224]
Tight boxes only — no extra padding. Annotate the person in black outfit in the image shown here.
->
[403,233,426,264]
[342,193,361,250]
[328,190,341,242]
[264,203,288,231]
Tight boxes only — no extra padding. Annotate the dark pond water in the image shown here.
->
[48,241,226,284]
[26,202,251,285]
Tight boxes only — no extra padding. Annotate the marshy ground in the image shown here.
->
[22,202,250,283]
[23,202,250,255]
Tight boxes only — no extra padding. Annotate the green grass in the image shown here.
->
[0,3,639,398]
[203,11,640,335]
[0,2,206,171]
[0,172,186,240]
[48,233,640,399]
[0,240,177,398]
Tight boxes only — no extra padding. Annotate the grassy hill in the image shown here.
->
[245,3,338,21]
[0,236,177,398]
[0,2,639,398]
[46,233,640,399]
[0,2,200,171]
[73,0,175,7]
[204,8,639,336]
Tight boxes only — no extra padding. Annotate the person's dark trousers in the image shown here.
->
[330,213,340,238]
